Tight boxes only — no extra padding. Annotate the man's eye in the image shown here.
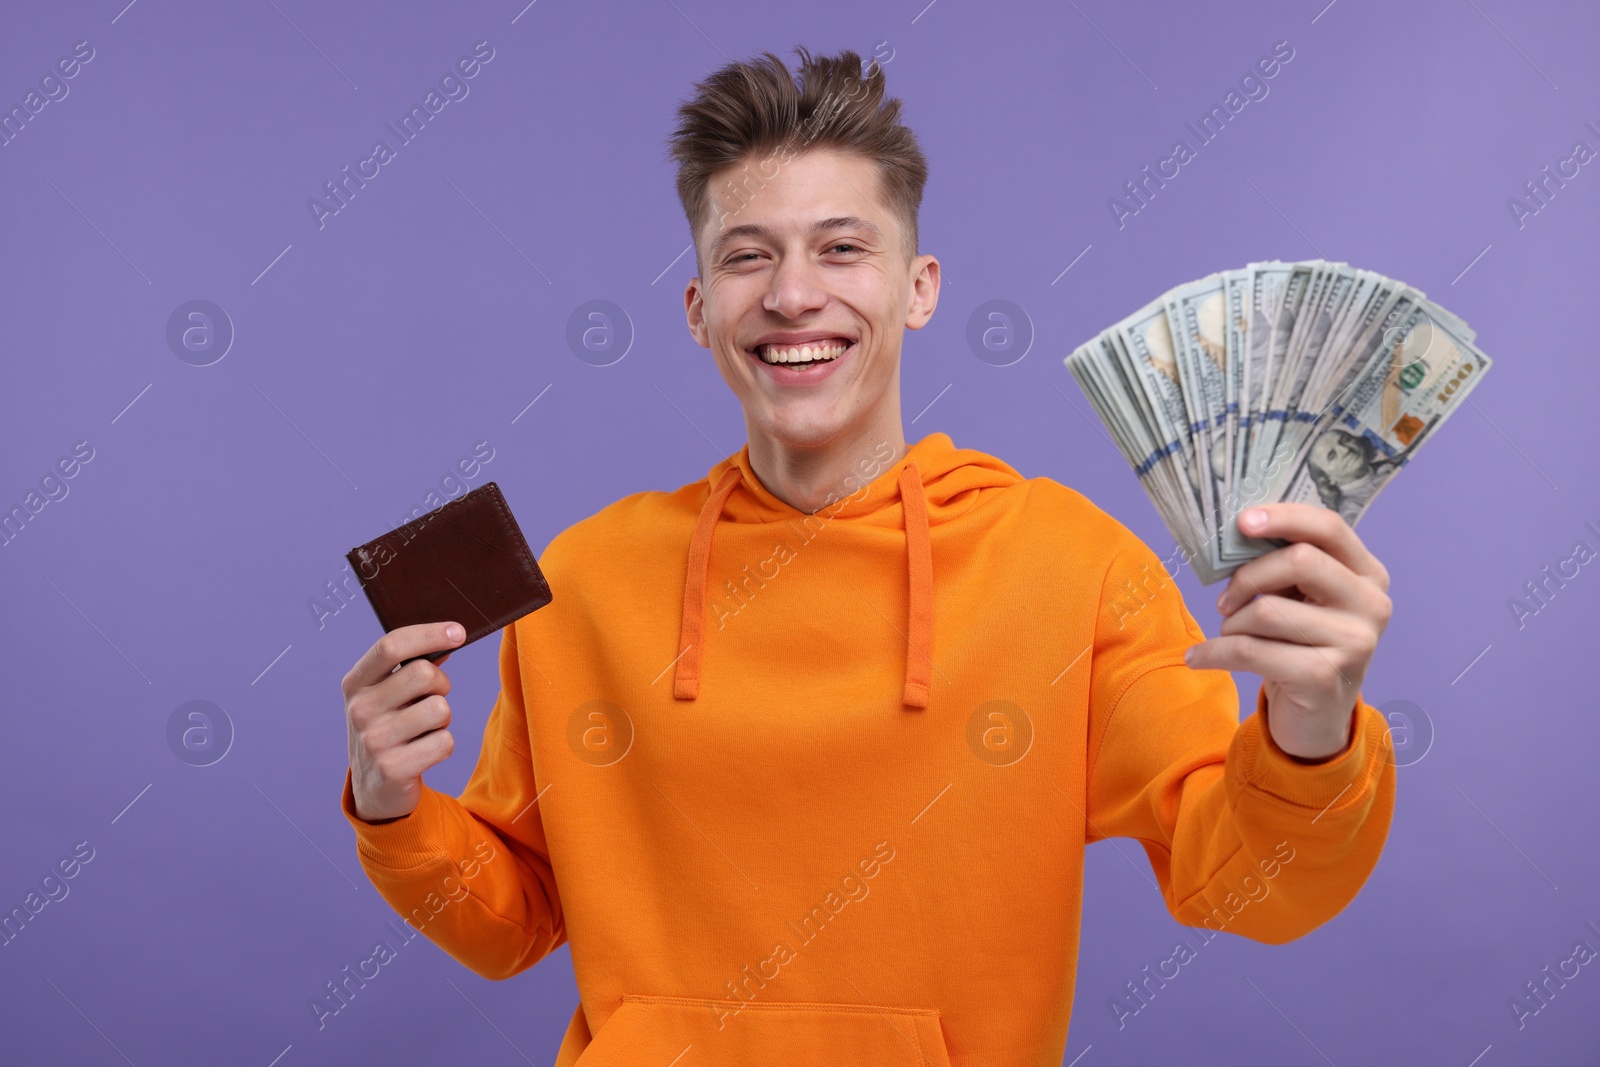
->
[829,243,861,254]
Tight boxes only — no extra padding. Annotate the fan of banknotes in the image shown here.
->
[1065,259,1493,584]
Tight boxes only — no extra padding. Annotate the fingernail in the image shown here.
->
[1184,646,1196,664]
[1242,508,1267,531]
[446,624,464,643]
[1216,593,1227,613]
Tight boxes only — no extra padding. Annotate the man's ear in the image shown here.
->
[684,276,711,349]
[904,253,941,332]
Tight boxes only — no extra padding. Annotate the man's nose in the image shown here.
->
[763,254,827,319]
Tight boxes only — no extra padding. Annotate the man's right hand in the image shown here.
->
[342,622,467,823]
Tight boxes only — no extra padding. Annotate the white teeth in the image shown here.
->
[757,341,849,364]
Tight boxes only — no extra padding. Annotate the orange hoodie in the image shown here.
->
[340,430,1396,1066]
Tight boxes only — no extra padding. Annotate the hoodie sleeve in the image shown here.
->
[1082,530,1396,944]
[340,620,566,978]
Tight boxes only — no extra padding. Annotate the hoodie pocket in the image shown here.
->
[575,994,952,1066]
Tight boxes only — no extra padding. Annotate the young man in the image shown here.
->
[339,47,1395,1066]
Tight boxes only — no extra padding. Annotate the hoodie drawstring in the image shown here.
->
[672,465,743,702]
[672,459,933,710]
[898,462,932,709]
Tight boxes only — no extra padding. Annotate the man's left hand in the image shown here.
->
[1184,503,1393,762]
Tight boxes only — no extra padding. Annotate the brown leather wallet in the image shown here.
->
[345,481,553,663]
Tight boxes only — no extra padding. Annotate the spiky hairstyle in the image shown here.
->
[667,46,928,268]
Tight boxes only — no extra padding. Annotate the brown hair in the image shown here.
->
[667,46,928,270]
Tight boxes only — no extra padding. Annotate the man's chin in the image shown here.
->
[748,404,853,450]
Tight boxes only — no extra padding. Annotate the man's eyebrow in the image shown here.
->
[708,216,885,261]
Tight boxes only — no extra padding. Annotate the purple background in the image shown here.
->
[3,0,1597,1063]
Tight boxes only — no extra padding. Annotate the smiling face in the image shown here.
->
[684,148,939,451]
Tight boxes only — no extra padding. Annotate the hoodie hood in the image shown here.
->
[672,431,1023,711]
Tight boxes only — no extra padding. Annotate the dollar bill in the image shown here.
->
[1065,259,1494,583]
[1276,299,1493,523]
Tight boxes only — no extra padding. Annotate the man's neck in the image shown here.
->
[744,419,908,515]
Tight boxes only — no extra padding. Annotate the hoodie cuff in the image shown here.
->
[1229,687,1386,814]
[340,766,452,870]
